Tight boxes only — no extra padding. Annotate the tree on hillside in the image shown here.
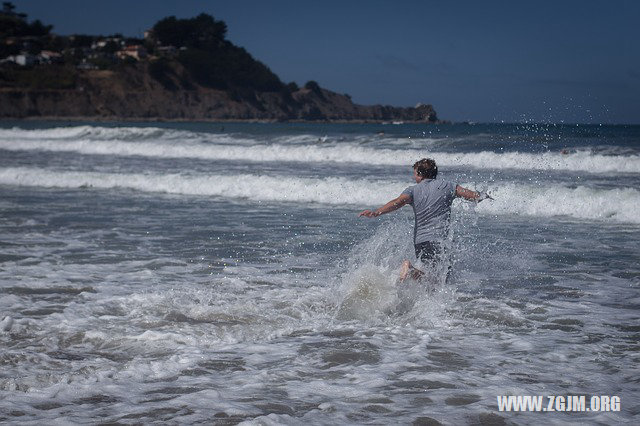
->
[150,13,284,93]
[2,2,24,18]
[0,2,52,39]
[152,13,227,50]
[305,81,321,93]
[304,81,324,99]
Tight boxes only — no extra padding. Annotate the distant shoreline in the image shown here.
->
[2,117,635,126]
[0,116,448,125]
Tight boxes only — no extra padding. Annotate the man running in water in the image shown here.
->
[359,158,491,281]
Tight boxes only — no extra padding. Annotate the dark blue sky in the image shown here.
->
[14,0,640,124]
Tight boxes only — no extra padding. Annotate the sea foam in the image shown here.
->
[2,138,639,175]
[1,128,639,174]
[1,167,638,224]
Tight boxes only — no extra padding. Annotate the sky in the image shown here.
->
[12,0,640,124]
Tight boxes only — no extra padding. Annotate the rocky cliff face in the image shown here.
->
[0,62,438,122]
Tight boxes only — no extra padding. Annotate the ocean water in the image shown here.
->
[0,121,638,425]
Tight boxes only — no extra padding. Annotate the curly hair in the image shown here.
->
[413,158,438,179]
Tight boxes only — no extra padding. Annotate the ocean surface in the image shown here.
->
[0,121,638,425]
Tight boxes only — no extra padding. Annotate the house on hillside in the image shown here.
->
[39,50,62,64]
[1,53,36,66]
[116,45,148,61]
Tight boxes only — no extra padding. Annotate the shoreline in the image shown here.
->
[1,117,635,126]
[0,116,449,125]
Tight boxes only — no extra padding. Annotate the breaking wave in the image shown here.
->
[1,135,639,174]
[2,167,638,224]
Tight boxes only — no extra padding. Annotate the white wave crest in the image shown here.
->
[0,167,397,205]
[471,183,640,224]
[0,125,195,141]
[1,167,638,224]
[1,136,639,174]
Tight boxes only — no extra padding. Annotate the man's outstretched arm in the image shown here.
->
[455,185,493,202]
[359,193,411,218]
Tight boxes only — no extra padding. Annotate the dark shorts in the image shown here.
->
[414,241,443,263]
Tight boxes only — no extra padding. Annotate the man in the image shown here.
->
[359,158,491,281]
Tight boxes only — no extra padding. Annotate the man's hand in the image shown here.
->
[358,209,380,218]
[476,191,494,202]
[456,185,494,202]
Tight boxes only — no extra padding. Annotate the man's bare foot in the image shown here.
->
[398,260,411,282]
[398,260,426,283]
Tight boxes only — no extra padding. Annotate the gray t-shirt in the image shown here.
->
[402,178,457,244]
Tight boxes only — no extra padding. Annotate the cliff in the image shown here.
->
[0,62,438,122]
[0,9,439,122]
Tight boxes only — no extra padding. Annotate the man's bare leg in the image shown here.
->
[398,260,425,282]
